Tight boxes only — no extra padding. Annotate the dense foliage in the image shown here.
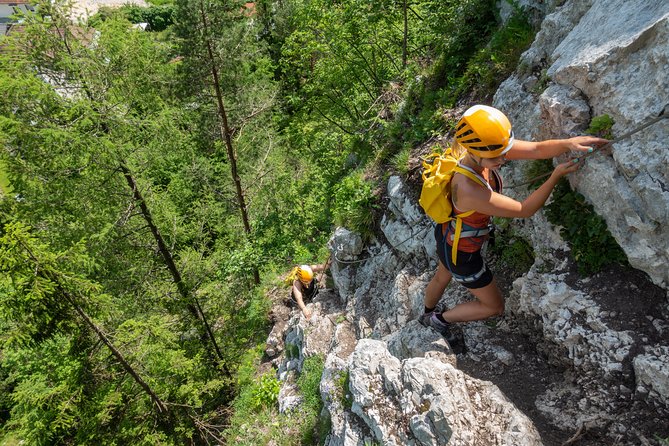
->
[0,0,538,443]
[524,159,628,274]
[544,179,629,274]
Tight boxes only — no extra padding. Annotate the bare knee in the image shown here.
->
[484,294,504,317]
[471,280,504,318]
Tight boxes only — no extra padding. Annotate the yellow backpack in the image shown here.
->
[419,147,486,264]
[283,267,299,287]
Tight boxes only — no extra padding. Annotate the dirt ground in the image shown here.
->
[458,254,669,446]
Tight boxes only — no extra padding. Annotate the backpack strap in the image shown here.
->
[449,165,489,265]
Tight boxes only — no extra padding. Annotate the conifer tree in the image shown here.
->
[0,0,231,375]
[173,0,277,285]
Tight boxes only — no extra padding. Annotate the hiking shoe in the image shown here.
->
[419,313,466,354]
[419,313,453,337]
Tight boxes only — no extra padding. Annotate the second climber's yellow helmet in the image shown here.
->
[297,265,313,284]
[454,105,514,158]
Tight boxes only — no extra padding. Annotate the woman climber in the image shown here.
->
[290,263,327,319]
[420,104,608,352]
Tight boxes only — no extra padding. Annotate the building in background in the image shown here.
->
[1,0,33,36]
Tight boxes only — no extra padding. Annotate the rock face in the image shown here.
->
[271,1,669,445]
[496,0,669,288]
[348,339,542,446]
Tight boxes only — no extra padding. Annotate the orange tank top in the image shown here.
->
[445,165,502,252]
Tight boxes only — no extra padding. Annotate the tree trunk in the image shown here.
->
[198,0,260,285]
[402,0,408,69]
[120,163,231,379]
[63,284,171,415]
[18,236,170,420]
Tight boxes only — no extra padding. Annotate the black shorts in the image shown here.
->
[434,223,493,289]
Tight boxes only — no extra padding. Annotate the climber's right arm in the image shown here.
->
[453,159,582,218]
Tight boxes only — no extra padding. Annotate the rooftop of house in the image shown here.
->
[0,0,31,5]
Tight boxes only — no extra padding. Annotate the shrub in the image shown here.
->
[332,171,378,239]
[250,373,281,411]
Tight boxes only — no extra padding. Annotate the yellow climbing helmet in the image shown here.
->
[297,265,313,284]
[454,105,514,158]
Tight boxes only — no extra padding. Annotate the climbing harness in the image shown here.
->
[506,104,669,189]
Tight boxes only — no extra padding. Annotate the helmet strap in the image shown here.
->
[466,152,483,167]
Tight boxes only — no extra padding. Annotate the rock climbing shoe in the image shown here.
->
[419,313,466,354]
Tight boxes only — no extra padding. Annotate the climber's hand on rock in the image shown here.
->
[553,158,582,178]
[567,136,609,154]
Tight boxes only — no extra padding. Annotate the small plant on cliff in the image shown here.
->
[332,170,378,240]
[489,219,534,276]
[335,370,353,410]
[250,373,281,411]
[391,145,412,176]
[521,160,626,274]
[587,114,615,138]
[531,68,551,94]
[296,355,327,444]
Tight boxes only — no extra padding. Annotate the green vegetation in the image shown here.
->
[225,354,326,445]
[385,2,535,155]
[524,158,554,189]
[531,68,551,94]
[296,355,327,444]
[544,179,628,274]
[286,342,300,360]
[524,159,627,274]
[587,114,615,138]
[335,370,353,410]
[0,0,547,443]
[451,6,535,102]
[490,218,534,275]
[333,170,378,240]
[90,4,175,31]
[251,373,282,411]
[391,145,412,176]
[0,161,10,196]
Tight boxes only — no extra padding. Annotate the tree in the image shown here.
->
[174,0,279,285]
[0,6,259,441]
[0,1,232,374]
[0,221,178,441]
